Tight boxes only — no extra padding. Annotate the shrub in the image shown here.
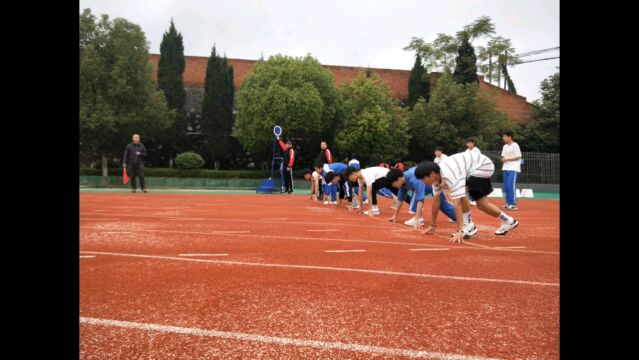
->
[174,152,205,169]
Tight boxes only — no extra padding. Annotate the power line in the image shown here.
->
[518,56,559,64]
[477,55,558,68]
[516,47,559,58]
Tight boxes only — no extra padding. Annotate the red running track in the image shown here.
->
[80,193,559,359]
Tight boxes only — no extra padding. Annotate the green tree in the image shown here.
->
[407,55,429,108]
[233,54,340,167]
[520,71,559,152]
[500,57,517,94]
[157,19,186,166]
[80,9,174,176]
[405,16,521,87]
[457,16,496,41]
[335,72,409,165]
[409,72,511,160]
[158,20,185,112]
[479,36,521,88]
[405,17,495,73]
[453,35,478,84]
[200,46,235,169]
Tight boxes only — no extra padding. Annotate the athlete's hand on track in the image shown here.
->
[450,230,464,243]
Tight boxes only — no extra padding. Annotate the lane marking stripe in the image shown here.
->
[80,227,558,255]
[79,317,499,359]
[78,251,559,287]
[178,254,229,257]
[324,250,366,253]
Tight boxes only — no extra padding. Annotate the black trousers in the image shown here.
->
[129,164,145,190]
[370,179,388,205]
[283,167,293,192]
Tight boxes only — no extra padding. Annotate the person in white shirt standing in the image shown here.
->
[415,152,519,243]
[465,138,481,154]
[434,146,448,164]
[500,131,522,210]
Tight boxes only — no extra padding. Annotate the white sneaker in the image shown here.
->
[351,198,359,208]
[323,201,329,205]
[448,218,456,223]
[364,206,380,216]
[329,201,337,205]
[470,200,477,206]
[495,219,519,235]
[404,217,425,227]
[463,224,478,239]
[363,200,369,204]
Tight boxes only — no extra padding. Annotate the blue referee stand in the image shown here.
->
[256,125,285,194]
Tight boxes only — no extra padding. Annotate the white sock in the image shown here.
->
[463,212,472,226]
[499,212,513,223]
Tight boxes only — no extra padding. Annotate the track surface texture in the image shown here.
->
[80,192,559,359]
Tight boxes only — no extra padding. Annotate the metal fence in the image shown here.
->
[482,150,560,184]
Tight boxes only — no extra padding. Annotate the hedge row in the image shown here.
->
[80,167,308,179]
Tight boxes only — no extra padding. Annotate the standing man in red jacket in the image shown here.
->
[277,136,295,194]
[316,141,333,166]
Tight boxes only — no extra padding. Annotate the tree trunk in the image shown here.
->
[101,154,109,177]
[496,55,502,89]
[502,51,507,89]
[488,52,492,84]
[169,157,174,168]
[214,160,220,170]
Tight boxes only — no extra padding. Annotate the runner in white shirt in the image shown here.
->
[500,131,522,210]
[414,151,520,243]
[303,168,322,201]
[345,166,390,216]
[434,146,448,165]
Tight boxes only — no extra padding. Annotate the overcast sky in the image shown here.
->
[79,0,559,102]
